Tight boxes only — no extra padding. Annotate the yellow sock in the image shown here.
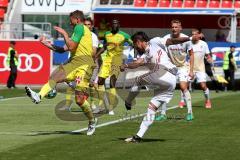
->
[80,100,94,121]
[98,85,105,109]
[39,80,56,98]
[89,86,97,108]
[65,87,73,107]
[108,88,117,111]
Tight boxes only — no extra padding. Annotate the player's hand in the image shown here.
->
[39,35,47,42]
[54,26,67,36]
[189,71,194,80]
[120,64,126,72]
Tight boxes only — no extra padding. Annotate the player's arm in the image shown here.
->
[54,25,82,52]
[188,49,194,79]
[120,58,144,71]
[165,37,191,46]
[94,36,107,59]
[40,35,68,53]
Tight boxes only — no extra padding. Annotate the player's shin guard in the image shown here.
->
[81,100,94,121]
[204,88,210,100]
[108,88,117,111]
[137,108,156,138]
[97,85,106,109]
[39,79,56,98]
[183,90,192,114]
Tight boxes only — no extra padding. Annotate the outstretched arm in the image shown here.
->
[40,36,68,53]
[165,37,191,46]
[54,26,78,52]
[120,58,145,71]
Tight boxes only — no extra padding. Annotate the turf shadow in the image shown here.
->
[26,130,84,136]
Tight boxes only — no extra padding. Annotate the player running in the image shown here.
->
[94,19,132,115]
[155,19,194,121]
[25,10,97,135]
[190,29,212,108]
[121,31,191,143]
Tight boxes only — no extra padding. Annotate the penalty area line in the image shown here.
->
[72,105,178,133]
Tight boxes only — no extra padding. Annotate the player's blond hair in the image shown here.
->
[171,19,182,26]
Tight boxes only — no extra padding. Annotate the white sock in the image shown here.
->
[180,91,184,103]
[160,102,167,115]
[137,108,156,138]
[183,90,192,114]
[204,88,210,101]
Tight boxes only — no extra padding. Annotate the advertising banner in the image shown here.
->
[22,0,92,14]
[0,41,51,85]
[208,42,240,67]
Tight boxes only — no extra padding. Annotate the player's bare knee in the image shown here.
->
[75,92,87,106]
[98,77,105,85]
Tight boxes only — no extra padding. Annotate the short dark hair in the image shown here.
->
[84,17,93,25]
[230,45,236,48]
[69,10,84,22]
[131,31,149,43]
[10,41,16,45]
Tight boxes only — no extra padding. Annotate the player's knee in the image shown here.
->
[98,77,105,85]
[75,92,88,106]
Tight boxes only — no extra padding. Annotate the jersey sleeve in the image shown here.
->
[92,33,99,48]
[150,37,166,50]
[120,31,132,45]
[71,25,84,43]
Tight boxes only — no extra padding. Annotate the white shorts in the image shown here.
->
[193,71,207,83]
[136,68,176,104]
[177,67,189,82]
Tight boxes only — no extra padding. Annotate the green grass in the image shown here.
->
[0,89,239,160]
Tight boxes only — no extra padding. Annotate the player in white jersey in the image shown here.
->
[155,19,194,121]
[121,32,191,143]
[190,29,212,108]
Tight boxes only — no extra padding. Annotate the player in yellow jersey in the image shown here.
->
[94,19,132,115]
[25,10,97,135]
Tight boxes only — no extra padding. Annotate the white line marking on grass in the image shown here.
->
[72,105,178,133]
[0,96,26,101]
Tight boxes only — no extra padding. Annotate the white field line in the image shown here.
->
[72,105,178,133]
[0,96,26,101]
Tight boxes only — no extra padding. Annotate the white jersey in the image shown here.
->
[142,37,176,71]
[163,33,192,67]
[91,32,99,48]
[192,40,210,72]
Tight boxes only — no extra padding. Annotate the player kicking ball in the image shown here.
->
[25,10,97,136]
[121,32,192,143]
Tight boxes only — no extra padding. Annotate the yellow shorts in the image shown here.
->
[98,56,122,79]
[60,58,93,92]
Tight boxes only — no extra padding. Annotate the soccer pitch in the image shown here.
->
[0,89,240,160]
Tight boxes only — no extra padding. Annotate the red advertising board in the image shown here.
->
[0,41,51,85]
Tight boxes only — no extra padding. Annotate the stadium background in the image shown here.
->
[1,0,240,86]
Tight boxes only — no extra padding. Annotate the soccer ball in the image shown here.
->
[45,88,57,99]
